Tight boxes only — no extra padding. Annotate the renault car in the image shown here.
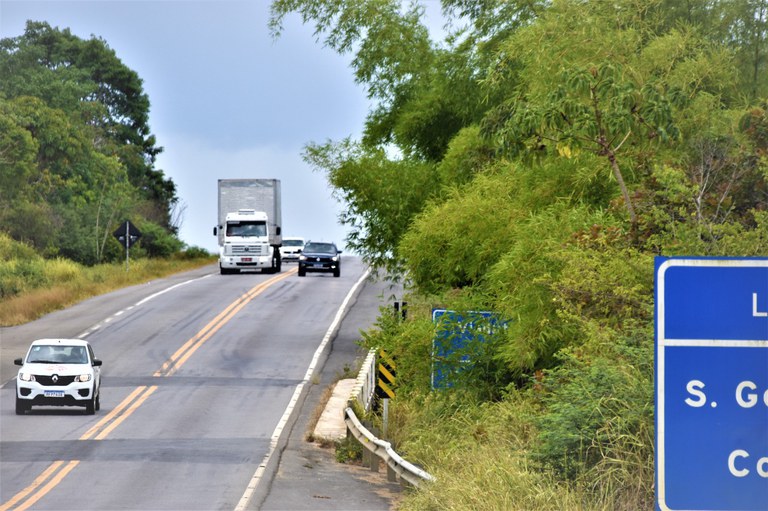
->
[15,338,102,415]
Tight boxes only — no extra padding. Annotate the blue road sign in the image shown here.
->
[656,257,768,511]
[431,309,507,389]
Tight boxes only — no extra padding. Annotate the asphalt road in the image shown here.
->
[0,258,403,510]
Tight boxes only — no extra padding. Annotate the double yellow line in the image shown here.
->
[1,269,296,510]
[155,269,295,377]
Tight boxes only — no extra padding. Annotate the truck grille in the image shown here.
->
[230,244,267,256]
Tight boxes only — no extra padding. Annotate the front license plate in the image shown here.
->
[44,390,65,398]
[311,263,325,268]
[242,257,252,262]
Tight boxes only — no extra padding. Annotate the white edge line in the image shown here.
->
[76,274,213,339]
[135,274,212,306]
[234,268,371,511]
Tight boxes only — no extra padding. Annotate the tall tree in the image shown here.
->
[0,21,177,229]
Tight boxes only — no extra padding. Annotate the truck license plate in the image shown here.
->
[44,390,65,398]
[242,257,252,262]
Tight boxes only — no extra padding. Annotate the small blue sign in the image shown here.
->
[656,257,768,511]
[432,309,507,389]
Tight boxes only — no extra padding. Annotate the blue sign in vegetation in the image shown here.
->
[655,257,768,511]
[431,309,507,389]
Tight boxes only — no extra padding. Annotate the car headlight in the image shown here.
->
[331,256,338,262]
[299,255,307,261]
[77,374,92,382]
[18,372,35,382]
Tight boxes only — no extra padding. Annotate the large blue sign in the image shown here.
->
[656,257,768,511]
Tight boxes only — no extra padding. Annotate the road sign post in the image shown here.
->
[655,257,768,511]
[113,220,141,271]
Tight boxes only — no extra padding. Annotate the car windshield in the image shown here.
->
[284,239,304,247]
[28,345,88,364]
[304,242,336,254]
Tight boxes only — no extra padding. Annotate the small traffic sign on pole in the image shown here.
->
[113,220,142,270]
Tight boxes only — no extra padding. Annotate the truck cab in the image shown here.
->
[214,209,281,274]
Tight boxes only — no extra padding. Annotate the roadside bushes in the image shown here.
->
[0,233,80,298]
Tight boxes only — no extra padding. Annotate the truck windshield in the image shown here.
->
[226,222,267,237]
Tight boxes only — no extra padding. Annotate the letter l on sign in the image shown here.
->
[752,293,767,317]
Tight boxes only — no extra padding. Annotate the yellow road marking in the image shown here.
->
[80,385,147,440]
[0,460,80,511]
[154,269,296,377]
[93,386,157,441]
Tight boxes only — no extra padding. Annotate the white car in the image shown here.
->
[14,338,102,415]
[280,237,305,262]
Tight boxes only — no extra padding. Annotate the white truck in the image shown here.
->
[213,179,282,275]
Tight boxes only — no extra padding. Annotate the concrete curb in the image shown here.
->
[313,378,357,441]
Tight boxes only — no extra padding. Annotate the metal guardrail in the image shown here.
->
[348,349,377,412]
[344,406,436,487]
[344,348,435,487]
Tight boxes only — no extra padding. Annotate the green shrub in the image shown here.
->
[176,246,213,259]
[531,335,654,482]
[44,258,81,283]
[0,232,37,261]
[131,221,184,258]
[335,436,362,463]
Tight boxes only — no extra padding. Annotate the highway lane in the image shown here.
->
[0,258,373,510]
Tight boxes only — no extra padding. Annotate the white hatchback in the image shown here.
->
[14,339,102,415]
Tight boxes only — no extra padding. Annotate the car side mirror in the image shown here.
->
[14,358,23,366]
[213,226,218,236]
[92,359,103,367]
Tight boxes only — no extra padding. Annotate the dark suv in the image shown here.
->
[298,241,342,277]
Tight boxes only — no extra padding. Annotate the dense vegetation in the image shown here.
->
[0,21,184,265]
[271,0,768,508]
[0,22,213,324]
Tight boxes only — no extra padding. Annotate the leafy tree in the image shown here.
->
[304,139,439,273]
[0,22,184,263]
[132,220,184,258]
[270,1,495,266]
[0,95,138,263]
[0,102,37,203]
[0,21,177,229]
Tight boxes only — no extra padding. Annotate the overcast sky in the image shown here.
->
[0,0,444,253]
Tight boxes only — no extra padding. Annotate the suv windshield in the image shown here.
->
[304,242,336,254]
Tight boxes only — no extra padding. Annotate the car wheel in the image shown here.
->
[298,267,306,277]
[15,397,28,415]
[333,268,340,277]
[85,394,96,415]
[95,391,101,411]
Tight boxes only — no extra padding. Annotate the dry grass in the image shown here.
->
[0,286,77,325]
